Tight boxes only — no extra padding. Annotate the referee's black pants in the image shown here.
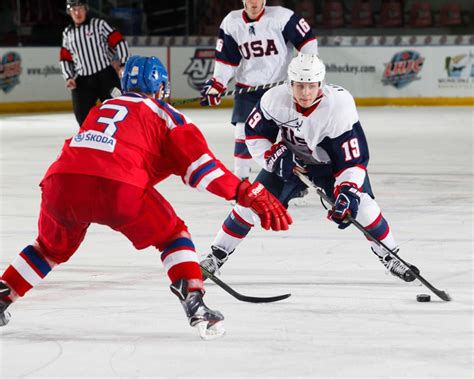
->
[71,66,121,126]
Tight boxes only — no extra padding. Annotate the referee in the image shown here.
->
[59,0,130,126]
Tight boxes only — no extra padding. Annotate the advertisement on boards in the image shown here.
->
[1,45,472,106]
[438,51,473,90]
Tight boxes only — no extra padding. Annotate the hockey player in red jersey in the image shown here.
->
[0,55,292,340]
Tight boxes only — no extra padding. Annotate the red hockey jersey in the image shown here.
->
[43,93,240,200]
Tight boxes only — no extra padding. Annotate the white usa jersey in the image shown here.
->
[213,6,318,88]
[245,84,371,191]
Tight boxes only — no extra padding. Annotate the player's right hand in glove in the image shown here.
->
[328,185,360,229]
[200,78,226,106]
[236,180,292,231]
[264,143,300,182]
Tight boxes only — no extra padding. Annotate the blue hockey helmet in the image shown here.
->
[121,56,170,98]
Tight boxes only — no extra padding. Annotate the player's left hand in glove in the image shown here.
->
[200,78,226,106]
[328,185,360,229]
[236,180,292,231]
[264,143,301,182]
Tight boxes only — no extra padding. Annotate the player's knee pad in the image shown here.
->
[153,220,189,252]
[233,204,258,227]
[233,123,252,179]
[35,232,81,265]
[354,192,381,226]
[234,122,246,140]
[234,158,252,179]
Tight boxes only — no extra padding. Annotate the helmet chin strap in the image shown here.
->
[155,83,170,100]
[154,84,163,100]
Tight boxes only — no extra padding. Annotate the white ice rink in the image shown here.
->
[0,107,472,378]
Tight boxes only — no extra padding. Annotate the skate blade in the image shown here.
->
[195,321,225,340]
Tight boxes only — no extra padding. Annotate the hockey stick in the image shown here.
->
[201,265,291,303]
[294,171,452,302]
[170,80,287,107]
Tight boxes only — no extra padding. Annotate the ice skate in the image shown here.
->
[0,281,12,327]
[288,187,312,207]
[170,279,225,340]
[200,246,234,279]
[378,252,419,282]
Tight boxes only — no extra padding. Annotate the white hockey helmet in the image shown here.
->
[287,53,326,84]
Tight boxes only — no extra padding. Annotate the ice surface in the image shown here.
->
[0,107,472,378]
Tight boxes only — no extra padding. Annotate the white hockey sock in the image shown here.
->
[234,122,252,179]
[234,157,252,179]
[212,205,257,253]
[355,193,398,256]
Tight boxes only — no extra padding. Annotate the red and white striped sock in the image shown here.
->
[160,237,203,292]
[1,245,54,302]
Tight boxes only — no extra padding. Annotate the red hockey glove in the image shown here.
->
[328,185,360,229]
[236,180,293,231]
[200,78,226,107]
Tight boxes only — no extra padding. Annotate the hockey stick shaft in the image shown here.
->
[200,265,291,303]
[170,80,286,107]
[295,172,451,302]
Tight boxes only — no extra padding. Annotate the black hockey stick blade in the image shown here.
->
[414,274,452,301]
[201,266,291,303]
[294,171,452,302]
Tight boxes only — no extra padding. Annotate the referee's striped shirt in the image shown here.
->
[60,17,129,80]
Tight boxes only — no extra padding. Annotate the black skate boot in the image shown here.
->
[170,279,225,340]
[294,188,309,199]
[200,245,234,279]
[376,250,420,282]
[0,281,12,327]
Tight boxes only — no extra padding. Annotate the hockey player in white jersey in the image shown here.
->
[201,53,420,283]
[200,0,318,180]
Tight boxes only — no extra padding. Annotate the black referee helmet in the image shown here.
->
[66,0,88,11]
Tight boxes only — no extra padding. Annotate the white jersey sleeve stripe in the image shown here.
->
[195,168,226,192]
[184,154,213,184]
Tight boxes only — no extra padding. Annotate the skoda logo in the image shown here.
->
[74,133,85,142]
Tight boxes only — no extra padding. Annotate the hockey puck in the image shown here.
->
[416,294,431,302]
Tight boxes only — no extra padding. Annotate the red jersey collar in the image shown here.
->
[295,94,324,116]
[242,8,265,23]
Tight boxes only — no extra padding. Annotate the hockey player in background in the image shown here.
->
[0,56,292,340]
[200,0,319,180]
[201,53,420,284]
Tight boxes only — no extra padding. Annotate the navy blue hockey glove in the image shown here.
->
[200,78,226,106]
[264,143,299,182]
[328,185,360,229]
